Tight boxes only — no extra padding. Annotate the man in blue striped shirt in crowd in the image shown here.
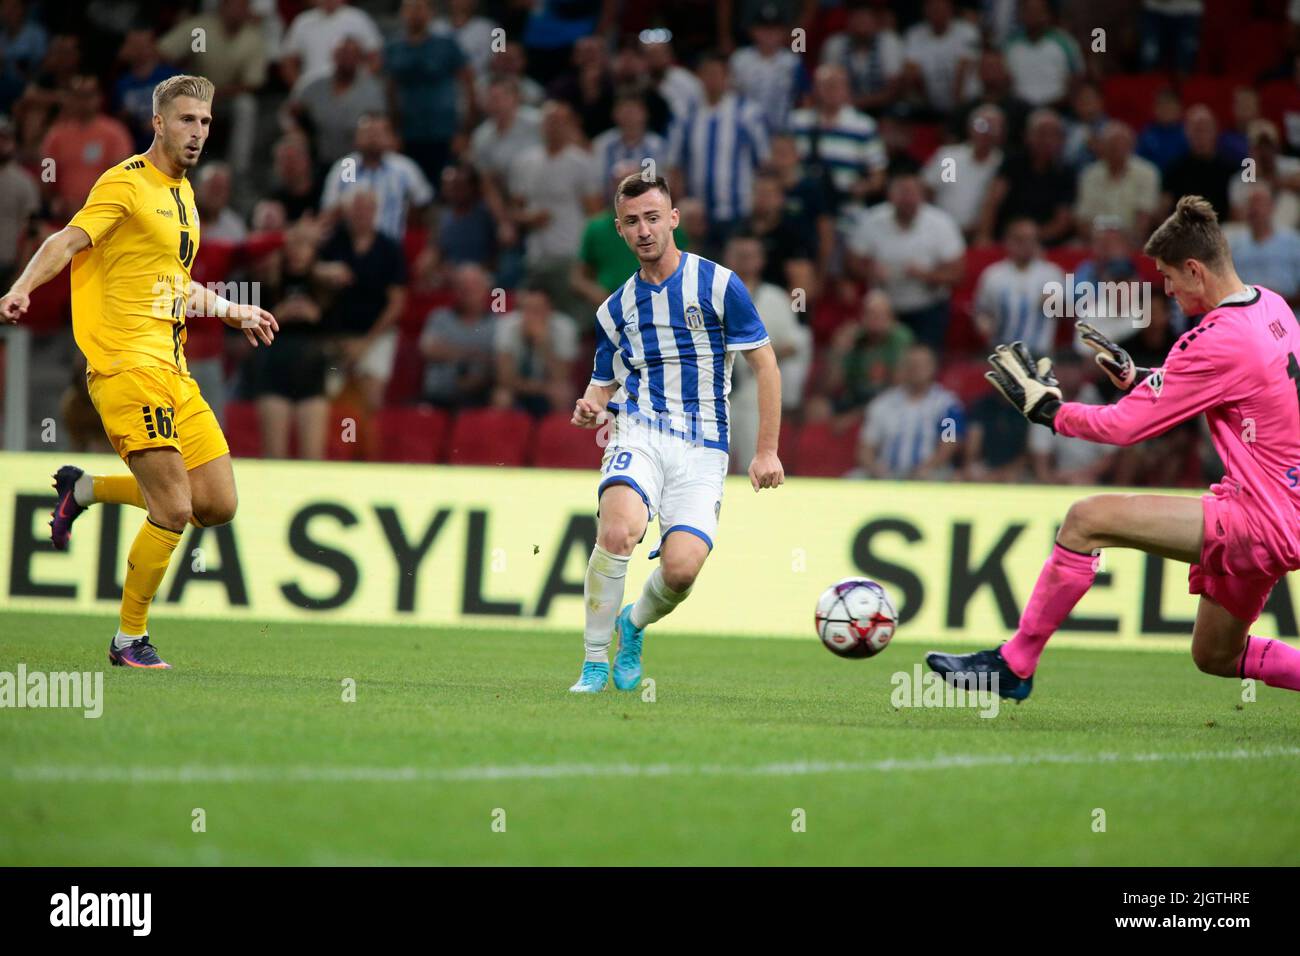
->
[567,173,785,693]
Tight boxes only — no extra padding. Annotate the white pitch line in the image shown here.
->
[9,746,1300,785]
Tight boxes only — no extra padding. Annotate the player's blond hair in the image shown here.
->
[152,74,214,116]
[1144,195,1230,271]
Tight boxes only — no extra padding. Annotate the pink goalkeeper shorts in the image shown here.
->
[1188,481,1298,623]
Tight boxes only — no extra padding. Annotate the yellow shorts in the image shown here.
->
[87,365,229,470]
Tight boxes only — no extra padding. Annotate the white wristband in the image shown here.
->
[213,295,232,319]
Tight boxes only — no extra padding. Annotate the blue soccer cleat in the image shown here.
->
[49,465,88,551]
[568,661,608,693]
[108,635,172,669]
[611,604,645,691]
[925,646,1032,701]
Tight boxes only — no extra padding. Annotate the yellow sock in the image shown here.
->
[93,474,146,509]
[120,518,183,635]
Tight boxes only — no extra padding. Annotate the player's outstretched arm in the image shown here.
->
[743,343,784,492]
[571,382,614,428]
[0,226,91,323]
[187,280,279,347]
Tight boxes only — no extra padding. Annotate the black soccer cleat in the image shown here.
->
[49,465,88,551]
[925,647,1033,701]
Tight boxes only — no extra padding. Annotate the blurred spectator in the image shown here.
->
[818,1,904,116]
[14,32,81,159]
[0,0,46,79]
[1136,87,1188,173]
[963,384,1029,483]
[573,161,691,308]
[0,116,37,292]
[922,104,1005,239]
[820,288,913,416]
[246,224,331,460]
[729,4,804,135]
[1217,87,1260,168]
[739,169,815,292]
[547,35,616,141]
[521,0,612,90]
[433,0,500,80]
[642,35,704,124]
[1228,120,1300,231]
[950,49,1030,145]
[1139,0,1201,74]
[0,45,23,116]
[1003,0,1082,109]
[1027,352,1114,484]
[194,162,248,242]
[385,0,474,187]
[491,284,578,417]
[1161,104,1235,220]
[113,28,177,153]
[1228,186,1300,307]
[280,0,382,94]
[856,343,964,480]
[605,39,673,136]
[787,63,886,213]
[435,162,496,270]
[266,132,321,223]
[507,99,602,320]
[974,218,1065,354]
[590,93,669,188]
[159,0,267,177]
[322,112,434,241]
[420,262,498,409]
[767,132,833,274]
[39,74,132,219]
[725,233,811,472]
[290,35,386,170]
[60,352,113,454]
[978,107,1075,246]
[1061,81,1107,170]
[467,77,542,257]
[1071,218,1148,344]
[667,49,770,248]
[1075,122,1160,241]
[316,189,409,412]
[474,38,546,110]
[901,0,980,117]
[845,172,965,352]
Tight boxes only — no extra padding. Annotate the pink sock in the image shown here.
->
[1001,543,1098,678]
[1239,636,1300,691]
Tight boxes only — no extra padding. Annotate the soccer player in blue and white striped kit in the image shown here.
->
[567,174,786,692]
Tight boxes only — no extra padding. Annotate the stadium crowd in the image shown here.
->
[4,0,1300,486]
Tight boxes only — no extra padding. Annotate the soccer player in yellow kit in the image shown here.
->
[0,75,278,669]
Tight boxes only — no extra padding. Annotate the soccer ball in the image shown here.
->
[815,577,898,658]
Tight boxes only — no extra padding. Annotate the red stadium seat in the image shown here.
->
[1223,20,1287,80]
[223,400,261,458]
[938,358,994,404]
[377,405,449,463]
[1102,74,1174,132]
[778,418,799,476]
[951,244,1005,321]
[384,327,427,407]
[530,411,604,469]
[793,417,861,478]
[1178,74,1237,128]
[1044,246,1090,275]
[446,407,535,466]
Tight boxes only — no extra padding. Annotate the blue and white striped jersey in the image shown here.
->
[591,252,770,453]
[590,128,670,188]
[860,384,966,477]
[667,93,770,224]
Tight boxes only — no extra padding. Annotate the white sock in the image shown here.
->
[113,628,145,650]
[584,544,629,663]
[631,566,691,629]
[73,473,95,506]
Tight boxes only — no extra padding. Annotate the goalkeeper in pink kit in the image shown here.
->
[928,196,1300,699]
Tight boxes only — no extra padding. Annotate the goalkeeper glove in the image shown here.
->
[1076,321,1150,391]
[985,341,1063,429]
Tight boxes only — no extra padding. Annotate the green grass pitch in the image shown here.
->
[2,610,1297,866]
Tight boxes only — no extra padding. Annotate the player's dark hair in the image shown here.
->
[1144,195,1230,271]
[614,173,672,209]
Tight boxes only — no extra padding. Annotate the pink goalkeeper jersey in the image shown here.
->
[1055,286,1300,551]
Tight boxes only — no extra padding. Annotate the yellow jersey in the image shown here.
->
[68,154,200,376]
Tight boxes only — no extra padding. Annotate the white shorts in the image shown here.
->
[597,418,729,559]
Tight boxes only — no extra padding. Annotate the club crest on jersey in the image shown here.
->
[684,303,704,330]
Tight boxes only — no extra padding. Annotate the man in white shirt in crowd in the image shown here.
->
[279,0,382,93]
[1074,121,1160,242]
[856,343,965,480]
[973,216,1065,355]
[921,103,1005,239]
[902,0,980,116]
